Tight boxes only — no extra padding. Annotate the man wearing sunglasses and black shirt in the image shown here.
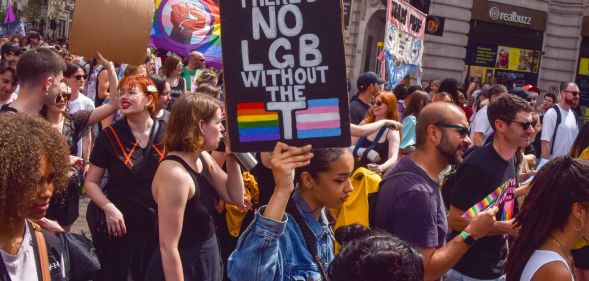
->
[540,82,580,160]
[446,95,535,281]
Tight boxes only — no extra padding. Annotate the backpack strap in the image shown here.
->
[550,105,562,155]
[27,221,51,281]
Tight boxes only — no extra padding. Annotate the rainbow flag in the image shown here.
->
[463,179,511,218]
[237,103,280,142]
[295,98,342,139]
[150,0,222,69]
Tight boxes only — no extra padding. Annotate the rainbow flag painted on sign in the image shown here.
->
[463,179,514,218]
[151,0,222,69]
[237,103,280,142]
[295,98,342,139]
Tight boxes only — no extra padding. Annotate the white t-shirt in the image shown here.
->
[520,250,573,281]
[541,104,579,159]
[470,105,493,144]
[68,92,95,158]
[0,223,38,281]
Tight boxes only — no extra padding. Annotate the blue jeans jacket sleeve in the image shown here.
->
[227,206,288,281]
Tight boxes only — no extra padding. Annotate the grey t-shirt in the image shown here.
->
[374,157,448,248]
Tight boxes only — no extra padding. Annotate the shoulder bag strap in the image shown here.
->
[287,202,329,280]
[28,221,51,281]
[355,127,387,160]
[550,105,562,155]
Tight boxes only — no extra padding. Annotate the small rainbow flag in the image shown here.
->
[295,98,342,139]
[463,179,511,218]
[237,103,280,142]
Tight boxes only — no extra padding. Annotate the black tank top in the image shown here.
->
[160,155,216,246]
[357,129,390,167]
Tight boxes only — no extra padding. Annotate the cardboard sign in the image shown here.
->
[383,0,426,88]
[220,0,351,152]
[69,0,154,66]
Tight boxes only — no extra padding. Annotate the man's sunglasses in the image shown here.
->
[435,123,470,138]
[74,75,88,81]
[7,51,21,56]
[565,90,580,97]
[511,120,538,130]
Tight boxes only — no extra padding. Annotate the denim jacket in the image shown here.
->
[227,192,334,281]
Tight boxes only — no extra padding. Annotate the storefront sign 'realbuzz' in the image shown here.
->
[488,6,532,25]
[220,0,351,152]
[383,0,426,88]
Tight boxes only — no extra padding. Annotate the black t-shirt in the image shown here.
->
[449,143,518,279]
[0,103,17,113]
[349,94,370,125]
[90,118,165,233]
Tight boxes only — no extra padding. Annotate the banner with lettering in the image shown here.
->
[383,0,426,89]
[150,0,222,69]
[220,0,351,152]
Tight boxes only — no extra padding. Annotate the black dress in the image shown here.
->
[89,118,165,281]
[46,111,92,226]
[146,155,222,281]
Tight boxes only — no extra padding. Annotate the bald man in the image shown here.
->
[181,51,205,92]
[374,102,498,281]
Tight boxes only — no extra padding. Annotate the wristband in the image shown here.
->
[459,230,475,246]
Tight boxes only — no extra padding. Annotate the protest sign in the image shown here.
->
[69,0,153,66]
[383,0,426,88]
[151,0,222,69]
[220,0,351,152]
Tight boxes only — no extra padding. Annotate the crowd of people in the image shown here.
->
[0,30,589,281]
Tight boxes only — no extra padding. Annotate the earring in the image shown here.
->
[574,217,584,231]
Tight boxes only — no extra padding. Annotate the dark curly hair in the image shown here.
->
[329,224,424,281]
[505,156,589,281]
[0,113,70,227]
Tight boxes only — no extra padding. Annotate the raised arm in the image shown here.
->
[227,143,313,281]
[87,52,119,125]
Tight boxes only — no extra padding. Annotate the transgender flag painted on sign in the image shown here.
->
[296,98,342,139]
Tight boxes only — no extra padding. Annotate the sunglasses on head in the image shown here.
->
[435,123,470,138]
[74,74,87,81]
[511,120,538,130]
[565,90,580,97]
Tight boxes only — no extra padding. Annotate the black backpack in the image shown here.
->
[548,105,562,155]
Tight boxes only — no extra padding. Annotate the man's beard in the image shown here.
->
[565,96,579,108]
[436,133,465,165]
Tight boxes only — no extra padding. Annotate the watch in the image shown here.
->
[459,231,475,246]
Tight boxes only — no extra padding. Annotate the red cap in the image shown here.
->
[523,84,540,94]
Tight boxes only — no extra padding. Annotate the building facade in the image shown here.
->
[1,0,74,39]
[345,0,589,108]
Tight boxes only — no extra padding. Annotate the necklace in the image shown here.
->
[550,235,575,277]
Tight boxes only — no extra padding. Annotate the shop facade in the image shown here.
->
[345,0,587,96]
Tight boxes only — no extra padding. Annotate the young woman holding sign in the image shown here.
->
[228,143,354,281]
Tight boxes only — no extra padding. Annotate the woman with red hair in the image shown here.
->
[85,75,166,281]
[352,91,401,173]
